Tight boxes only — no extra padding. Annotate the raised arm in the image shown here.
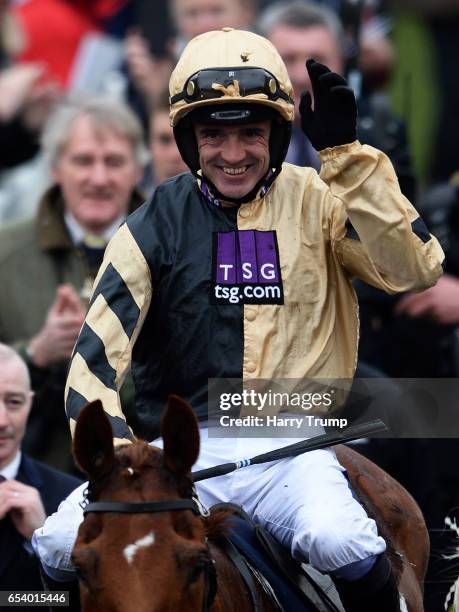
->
[320,142,444,292]
[301,59,444,292]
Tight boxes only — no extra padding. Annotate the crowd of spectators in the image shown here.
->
[1,0,459,609]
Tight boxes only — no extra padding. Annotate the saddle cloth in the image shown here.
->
[214,503,342,612]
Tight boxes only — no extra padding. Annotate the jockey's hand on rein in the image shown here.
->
[299,59,357,151]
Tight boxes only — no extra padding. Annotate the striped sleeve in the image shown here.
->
[65,223,152,444]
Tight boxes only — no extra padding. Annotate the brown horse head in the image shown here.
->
[72,396,212,612]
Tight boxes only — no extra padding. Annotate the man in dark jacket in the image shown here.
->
[0,343,81,594]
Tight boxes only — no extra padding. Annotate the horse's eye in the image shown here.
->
[187,560,207,584]
[73,559,88,579]
[74,562,100,594]
[74,564,89,586]
[72,548,99,591]
[75,564,84,578]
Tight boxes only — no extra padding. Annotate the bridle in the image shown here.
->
[83,496,217,612]
[83,499,201,515]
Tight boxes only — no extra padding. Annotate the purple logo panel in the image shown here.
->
[216,230,280,284]
[212,230,283,305]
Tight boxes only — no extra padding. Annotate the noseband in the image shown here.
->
[83,499,201,515]
[83,497,217,612]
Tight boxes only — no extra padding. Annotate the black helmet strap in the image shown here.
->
[199,165,282,206]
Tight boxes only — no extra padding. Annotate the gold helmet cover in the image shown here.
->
[170,28,295,198]
[169,27,295,127]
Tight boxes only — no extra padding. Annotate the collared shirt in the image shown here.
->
[0,451,21,480]
[64,211,126,246]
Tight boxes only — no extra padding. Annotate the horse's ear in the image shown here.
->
[161,395,200,475]
[73,400,115,480]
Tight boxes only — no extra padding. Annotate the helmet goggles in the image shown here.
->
[170,66,293,106]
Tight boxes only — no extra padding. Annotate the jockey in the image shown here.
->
[34,29,443,611]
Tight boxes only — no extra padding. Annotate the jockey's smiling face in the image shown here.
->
[194,121,271,200]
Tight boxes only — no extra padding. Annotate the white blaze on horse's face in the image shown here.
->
[123,532,156,565]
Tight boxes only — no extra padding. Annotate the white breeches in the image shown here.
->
[191,432,385,572]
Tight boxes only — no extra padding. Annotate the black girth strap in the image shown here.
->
[220,538,263,612]
[202,558,218,612]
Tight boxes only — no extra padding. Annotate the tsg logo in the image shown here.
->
[211,230,284,305]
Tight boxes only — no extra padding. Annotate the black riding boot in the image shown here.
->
[333,553,401,612]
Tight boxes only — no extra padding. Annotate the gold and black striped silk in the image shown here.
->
[65,223,152,445]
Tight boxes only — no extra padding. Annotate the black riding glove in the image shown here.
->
[299,59,357,151]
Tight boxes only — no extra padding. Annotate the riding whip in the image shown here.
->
[192,419,388,482]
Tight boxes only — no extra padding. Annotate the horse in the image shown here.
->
[71,396,429,611]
